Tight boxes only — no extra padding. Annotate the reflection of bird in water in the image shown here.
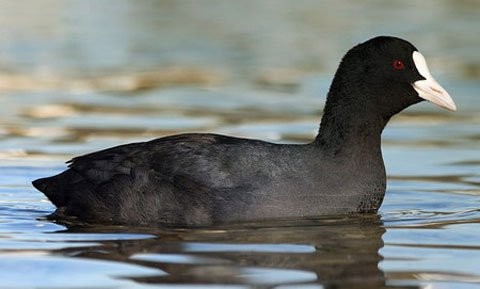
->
[55,216,403,288]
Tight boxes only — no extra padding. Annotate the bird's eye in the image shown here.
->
[392,60,405,70]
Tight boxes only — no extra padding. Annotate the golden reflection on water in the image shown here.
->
[0,67,223,92]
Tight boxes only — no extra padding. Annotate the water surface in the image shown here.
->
[0,1,479,288]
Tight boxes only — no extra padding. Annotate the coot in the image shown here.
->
[32,36,457,226]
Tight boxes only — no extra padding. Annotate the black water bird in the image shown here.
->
[32,36,457,226]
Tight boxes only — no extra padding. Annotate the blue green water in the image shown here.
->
[0,1,479,288]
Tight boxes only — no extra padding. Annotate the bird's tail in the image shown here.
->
[32,170,81,208]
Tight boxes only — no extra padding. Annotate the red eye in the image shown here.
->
[393,60,405,70]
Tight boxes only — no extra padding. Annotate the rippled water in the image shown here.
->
[0,1,479,288]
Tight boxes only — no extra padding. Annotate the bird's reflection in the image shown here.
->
[53,215,419,288]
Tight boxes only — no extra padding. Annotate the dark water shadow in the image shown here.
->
[49,215,420,288]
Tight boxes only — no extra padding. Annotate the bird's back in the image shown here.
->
[33,134,296,225]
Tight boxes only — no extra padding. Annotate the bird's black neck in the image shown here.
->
[314,76,389,156]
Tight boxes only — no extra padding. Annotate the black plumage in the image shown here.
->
[32,36,456,226]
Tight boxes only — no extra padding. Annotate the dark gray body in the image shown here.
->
[33,36,432,226]
[34,133,385,226]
